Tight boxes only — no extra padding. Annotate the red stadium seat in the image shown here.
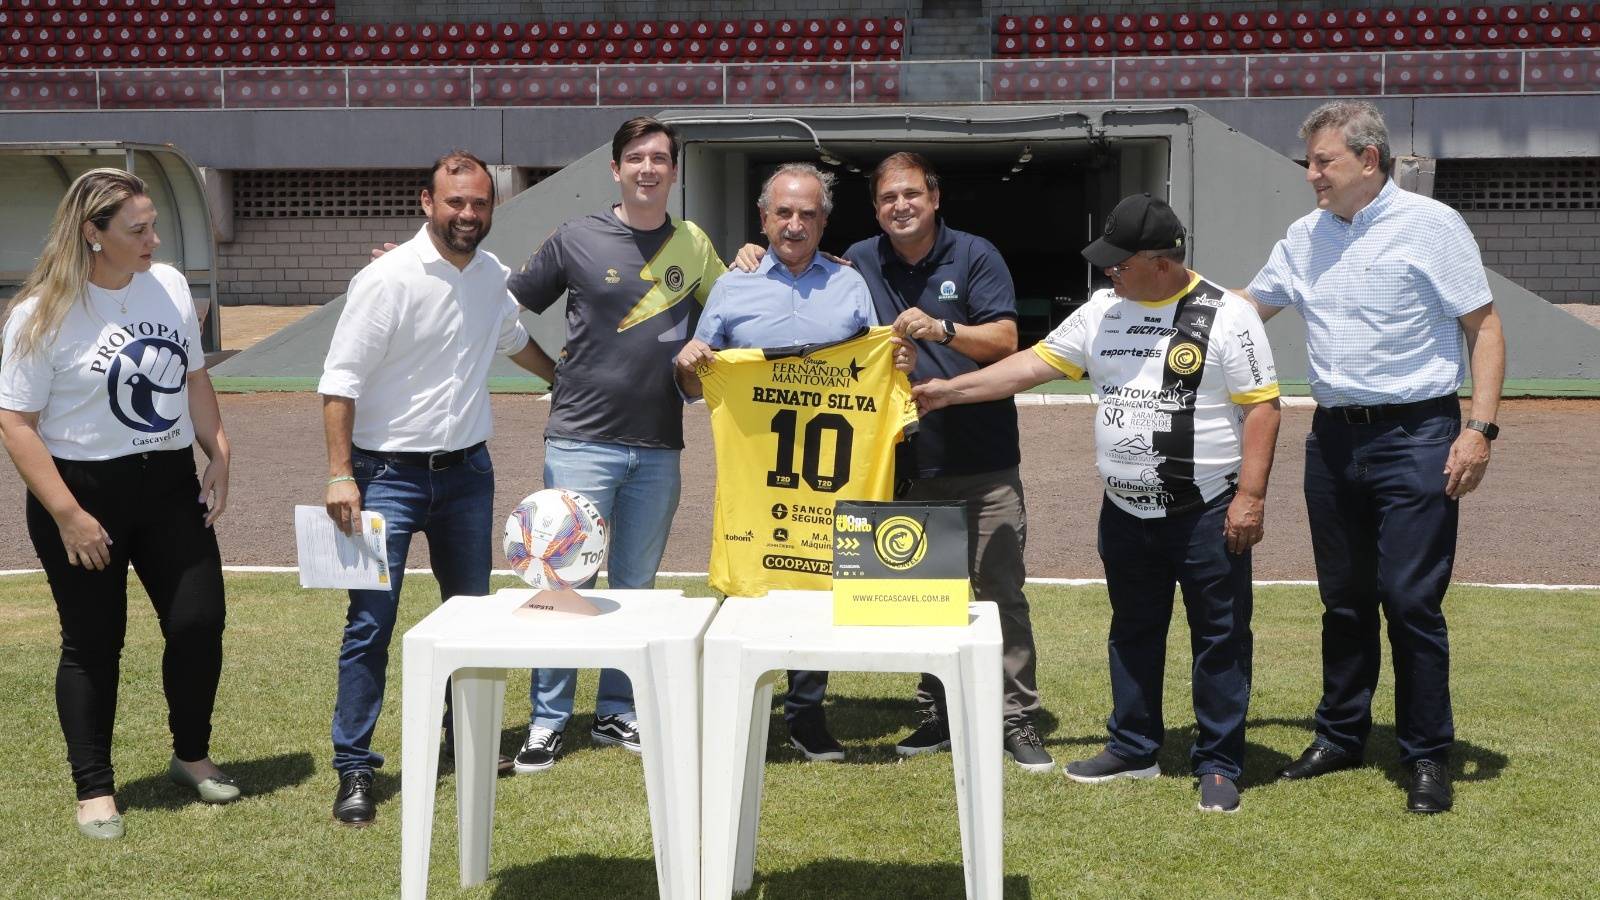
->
[1172,12,1200,31]
[795,36,821,57]
[1147,31,1175,52]
[998,15,1023,35]
[715,19,738,38]
[1142,13,1168,31]
[996,33,1024,55]
[1086,32,1115,53]
[1259,11,1287,29]
[1510,22,1540,39]
[689,20,714,39]
[660,20,687,39]
[1112,13,1137,32]
[772,19,799,37]
[549,21,574,40]
[1418,24,1447,43]
[1229,12,1258,30]
[748,19,772,37]
[1499,4,1528,22]
[1023,33,1049,54]
[1174,30,1205,52]
[829,17,853,36]
[1445,24,1477,41]
[635,21,659,40]
[1198,12,1226,31]
[1115,32,1144,52]
[737,37,763,59]
[1083,13,1110,32]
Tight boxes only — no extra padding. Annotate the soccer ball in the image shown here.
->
[503,489,608,590]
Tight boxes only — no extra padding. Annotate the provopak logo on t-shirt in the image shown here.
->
[89,322,191,434]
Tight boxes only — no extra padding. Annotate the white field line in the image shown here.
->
[0,567,1593,591]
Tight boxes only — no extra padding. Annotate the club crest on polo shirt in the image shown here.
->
[88,323,191,434]
[937,280,959,302]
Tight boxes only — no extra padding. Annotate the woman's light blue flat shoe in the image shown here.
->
[77,813,124,840]
[168,756,241,804]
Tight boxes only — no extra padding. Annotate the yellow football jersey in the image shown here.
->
[700,326,918,596]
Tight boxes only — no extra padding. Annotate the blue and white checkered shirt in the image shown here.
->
[1247,179,1492,407]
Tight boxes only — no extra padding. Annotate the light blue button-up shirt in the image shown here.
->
[1247,179,1492,407]
[695,251,876,349]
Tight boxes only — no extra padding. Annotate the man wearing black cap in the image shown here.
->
[913,193,1282,812]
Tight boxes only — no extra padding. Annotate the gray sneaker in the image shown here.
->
[1003,722,1055,773]
[1197,774,1241,813]
[1063,748,1161,783]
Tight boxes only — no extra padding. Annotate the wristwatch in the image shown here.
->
[938,319,956,345]
[1465,419,1499,440]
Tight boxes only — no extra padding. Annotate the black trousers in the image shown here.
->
[25,449,226,801]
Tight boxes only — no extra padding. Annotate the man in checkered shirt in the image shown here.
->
[1244,100,1506,816]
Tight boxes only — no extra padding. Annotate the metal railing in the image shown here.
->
[1,48,1595,112]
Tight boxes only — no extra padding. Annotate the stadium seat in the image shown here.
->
[1174,31,1206,52]
[998,15,1023,35]
[1172,12,1200,31]
[1083,13,1110,32]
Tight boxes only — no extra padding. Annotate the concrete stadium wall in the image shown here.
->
[216,216,417,306]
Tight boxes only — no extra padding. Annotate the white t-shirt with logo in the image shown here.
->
[1033,272,1279,519]
[0,263,204,461]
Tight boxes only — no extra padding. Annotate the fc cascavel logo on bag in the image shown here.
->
[106,337,188,433]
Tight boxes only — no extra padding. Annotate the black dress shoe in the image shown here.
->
[334,770,376,827]
[1277,744,1361,780]
[1407,759,1453,814]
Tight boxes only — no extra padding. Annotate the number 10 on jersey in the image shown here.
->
[767,409,854,494]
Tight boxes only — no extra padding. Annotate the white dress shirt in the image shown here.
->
[318,226,530,452]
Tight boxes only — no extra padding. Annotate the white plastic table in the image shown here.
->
[700,591,1005,899]
[399,587,717,900]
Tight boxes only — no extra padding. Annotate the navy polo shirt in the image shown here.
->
[846,223,1021,478]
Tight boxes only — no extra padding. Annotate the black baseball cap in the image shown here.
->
[1082,193,1187,268]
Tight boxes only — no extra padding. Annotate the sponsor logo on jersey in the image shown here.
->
[770,357,863,388]
[771,503,789,520]
[763,554,832,575]
[664,265,685,292]
[605,267,621,284]
[1188,292,1225,309]
[723,530,755,543]
[1236,330,1271,385]
[773,527,789,542]
[1166,341,1204,376]
[1107,434,1165,462]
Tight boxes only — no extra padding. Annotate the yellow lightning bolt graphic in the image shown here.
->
[616,230,701,333]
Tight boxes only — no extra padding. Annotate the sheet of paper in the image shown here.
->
[294,504,390,590]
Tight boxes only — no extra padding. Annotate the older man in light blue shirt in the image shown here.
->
[1245,100,1505,816]
[676,162,912,764]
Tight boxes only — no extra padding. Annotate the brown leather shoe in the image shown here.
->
[1277,744,1361,780]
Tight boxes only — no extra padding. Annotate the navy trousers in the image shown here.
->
[1098,492,1253,781]
[1303,400,1460,765]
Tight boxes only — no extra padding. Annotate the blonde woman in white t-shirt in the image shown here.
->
[0,168,238,841]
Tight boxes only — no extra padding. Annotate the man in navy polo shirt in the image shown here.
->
[846,152,1052,772]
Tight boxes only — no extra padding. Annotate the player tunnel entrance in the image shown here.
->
[678,129,1172,349]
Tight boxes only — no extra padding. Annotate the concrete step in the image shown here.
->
[906,16,990,59]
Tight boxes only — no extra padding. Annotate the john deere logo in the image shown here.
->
[1167,341,1203,376]
[874,515,928,572]
[664,265,685,292]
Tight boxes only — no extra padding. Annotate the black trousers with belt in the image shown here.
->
[25,448,226,801]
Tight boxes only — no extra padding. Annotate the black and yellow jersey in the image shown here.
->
[508,210,726,450]
[700,326,918,596]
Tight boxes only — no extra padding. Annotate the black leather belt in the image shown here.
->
[1318,395,1455,425]
[356,442,485,471]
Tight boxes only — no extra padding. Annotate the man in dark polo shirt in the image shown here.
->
[845,152,1051,772]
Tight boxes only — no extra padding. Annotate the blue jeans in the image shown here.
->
[1098,492,1253,781]
[331,444,495,775]
[530,438,681,731]
[1304,400,1460,765]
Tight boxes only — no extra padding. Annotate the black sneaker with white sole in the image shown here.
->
[895,709,951,757]
[590,714,642,753]
[1197,774,1241,813]
[513,726,563,774]
[787,716,845,762]
[1063,748,1161,783]
[1003,721,1055,773]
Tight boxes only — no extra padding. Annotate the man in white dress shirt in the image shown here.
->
[318,151,552,827]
